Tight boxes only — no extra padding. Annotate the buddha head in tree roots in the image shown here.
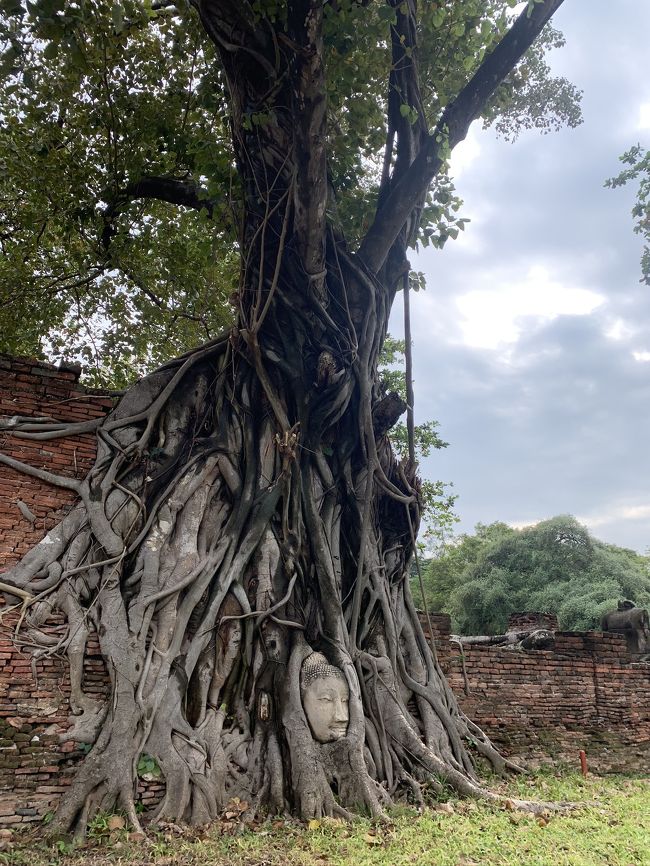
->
[300,652,350,743]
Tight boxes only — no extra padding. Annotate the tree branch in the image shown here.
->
[101,175,234,249]
[192,0,256,39]
[373,0,430,288]
[0,417,104,440]
[380,0,428,201]
[125,176,217,214]
[359,0,566,272]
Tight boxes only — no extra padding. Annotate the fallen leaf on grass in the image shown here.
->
[321,817,345,828]
[224,797,249,816]
[107,815,126,831]
[307,819,321,831]
[363,832,382,845]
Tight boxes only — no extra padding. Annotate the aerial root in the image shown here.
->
[459,717,525,776]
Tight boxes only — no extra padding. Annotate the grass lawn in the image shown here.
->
[1,771,648,866]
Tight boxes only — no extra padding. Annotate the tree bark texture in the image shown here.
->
[0,0,566,834]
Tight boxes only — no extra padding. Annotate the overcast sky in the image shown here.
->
[392,0,650,554]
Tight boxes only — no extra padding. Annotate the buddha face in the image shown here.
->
[302,675,349,743]
[300,652,350,743]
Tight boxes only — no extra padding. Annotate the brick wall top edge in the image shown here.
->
[507,611,560,632]
[0,355,122,413]
[0,353,79,380]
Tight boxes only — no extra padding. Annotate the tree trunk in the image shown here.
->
[2,243,519,833]
[0,0,568,835]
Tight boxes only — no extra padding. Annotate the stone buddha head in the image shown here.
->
[300,652,349,743]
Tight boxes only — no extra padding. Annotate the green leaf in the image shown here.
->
[0,0,25,15]
[111,2,124,33]
[42,41,59,60]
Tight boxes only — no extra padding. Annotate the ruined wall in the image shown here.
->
[1,355,649,830]
[507,611,559,632]
[427,616,650,771]
[0,615,107,827]
[0,355,117,828]
[0,353,114,565]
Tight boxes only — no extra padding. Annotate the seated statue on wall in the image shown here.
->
[300,651,349,743]
[601,601,650,654]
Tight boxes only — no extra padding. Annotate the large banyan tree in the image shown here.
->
[0,0,578,836]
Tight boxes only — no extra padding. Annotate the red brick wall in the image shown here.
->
[430,625,650,769]
[0,612,163,828]
[0,353,114,565]
[507,611,559,632]
[423,616,650,763]
[0,614,102,828]
[0,355,117,828]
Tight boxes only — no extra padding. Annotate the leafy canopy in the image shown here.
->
[420,515,650,634]
[0,0,580,385]
[606,145,650,286]
[0,0,239,385]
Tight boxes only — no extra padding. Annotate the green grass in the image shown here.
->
[1,772,649,866]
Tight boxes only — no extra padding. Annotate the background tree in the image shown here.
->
[421,515,650,634]
[606,145,650,286]
[1,0,580,835]
[419,521,513,616]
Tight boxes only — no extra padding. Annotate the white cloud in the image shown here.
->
[605,319,632,341]
[638,101,650,130]
[577,503,650,530]
[632,350,650,362]
[449,123,482,180]
[455,265,605,350]
[508,518,542,531]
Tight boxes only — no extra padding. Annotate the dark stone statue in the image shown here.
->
[601,602,650,654]
[519,629,555,651]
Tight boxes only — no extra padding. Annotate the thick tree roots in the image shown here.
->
[2,320,535,837]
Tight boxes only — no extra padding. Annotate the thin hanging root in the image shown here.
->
[0,582,34,602]
[459,717,525,776]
